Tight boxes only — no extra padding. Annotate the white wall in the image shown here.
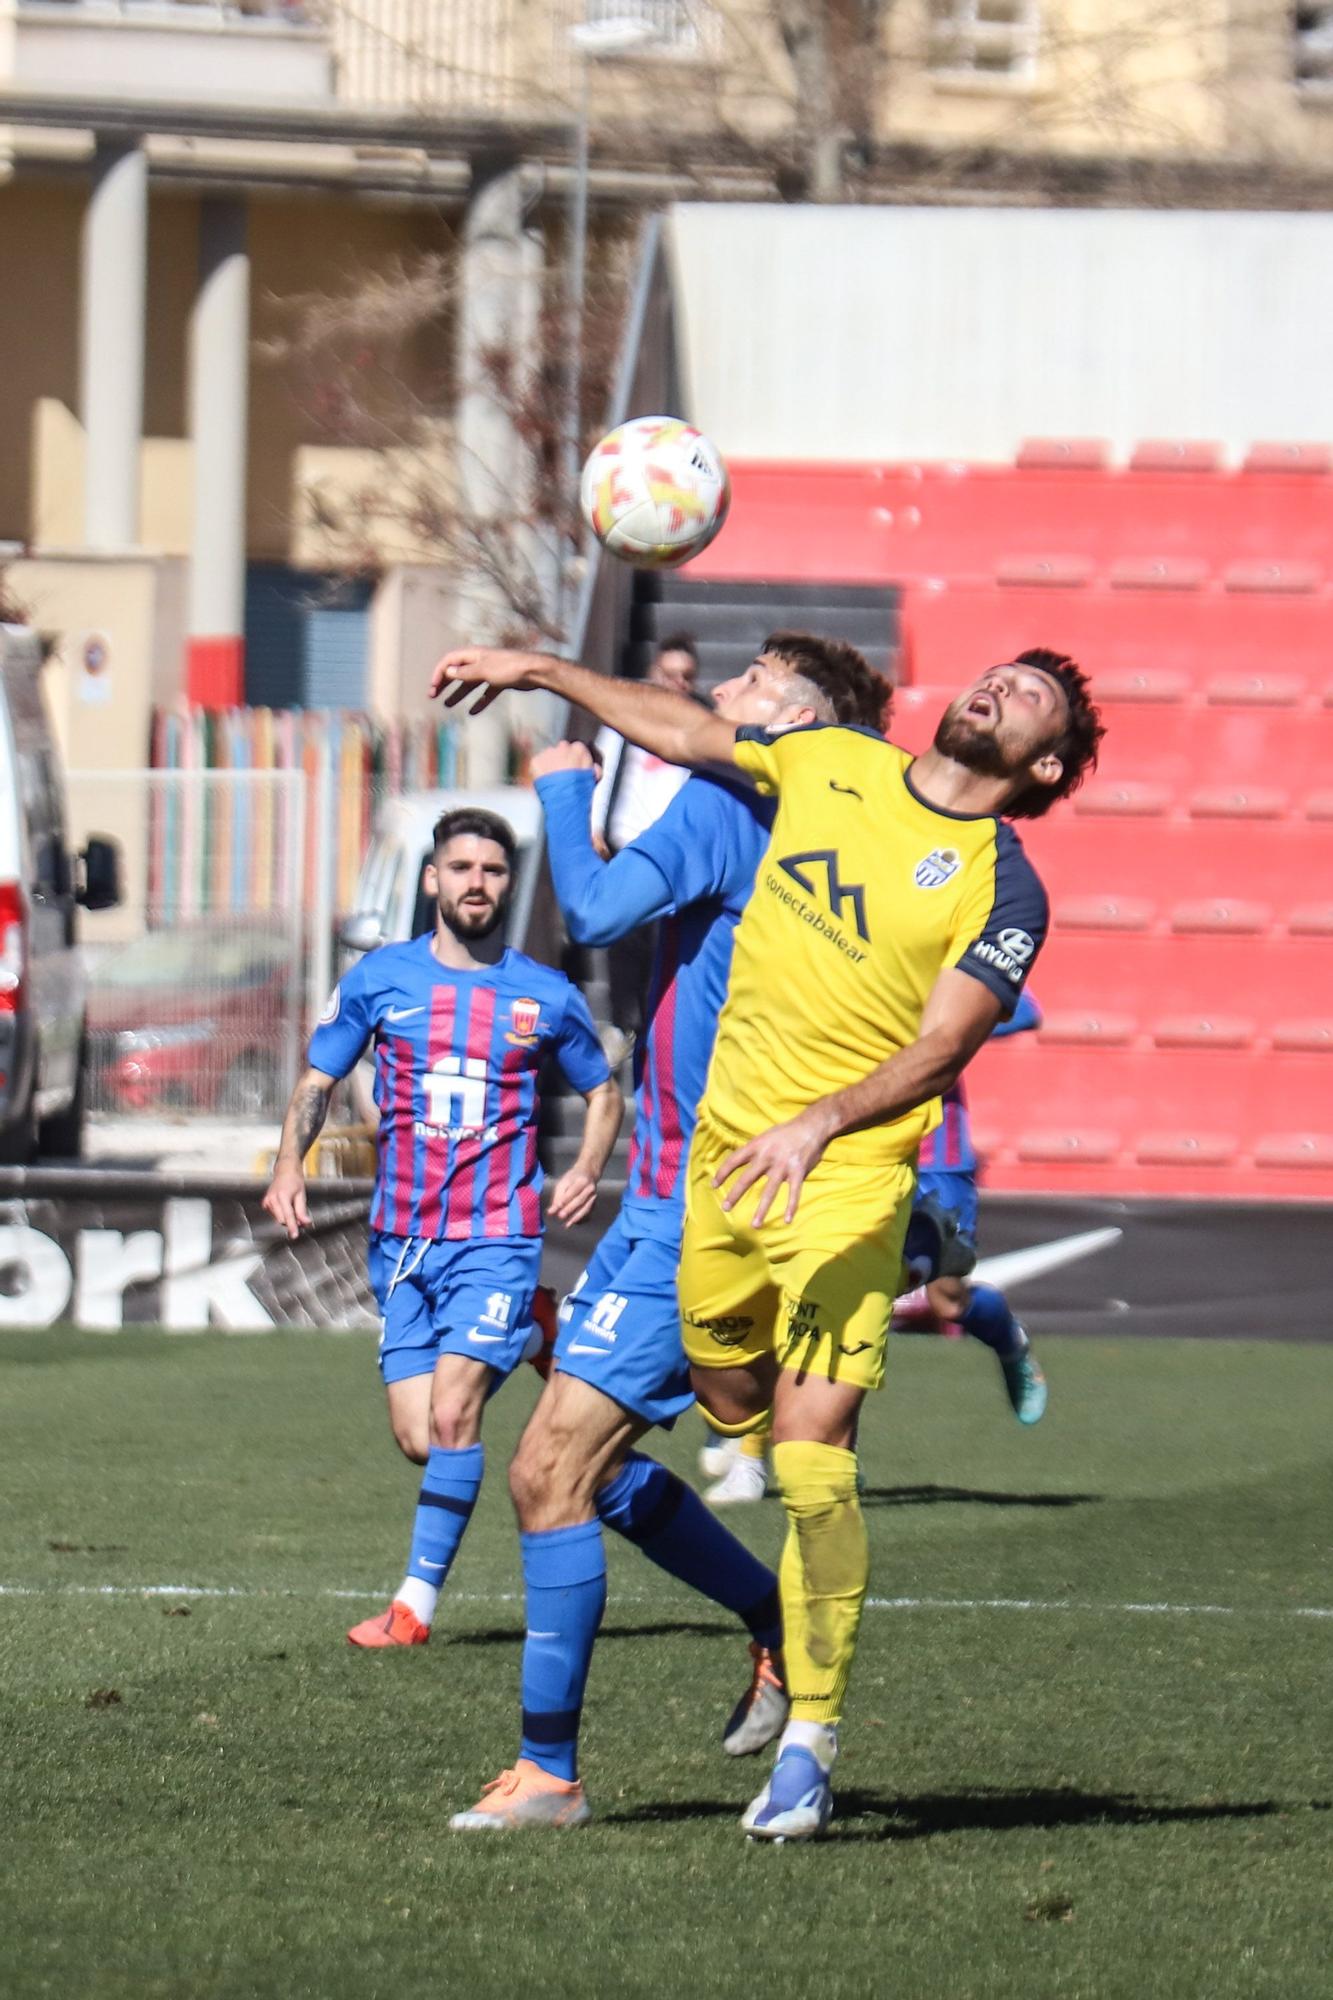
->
[669,205,1333,463]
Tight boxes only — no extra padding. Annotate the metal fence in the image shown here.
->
[69,770,309,1124]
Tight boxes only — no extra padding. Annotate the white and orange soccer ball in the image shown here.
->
[579,416,730,569]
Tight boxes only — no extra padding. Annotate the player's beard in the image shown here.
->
[933,708,1012,778]
[439,887,511,941]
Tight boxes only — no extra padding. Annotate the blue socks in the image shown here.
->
[397,1443,484,1626]
[961,1284,1025,1360]
[519,1521,608,1780]
[597,1452,782,1652]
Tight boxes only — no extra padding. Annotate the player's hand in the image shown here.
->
[531,739,597,781]
[262,1166,312,1241]
[546,1166,599,1228]
[713,1105,838,1227]
[431,647,548,716]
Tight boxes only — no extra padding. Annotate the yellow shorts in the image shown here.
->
[679,1118,916,1394]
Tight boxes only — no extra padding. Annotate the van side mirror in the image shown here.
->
[338,911,384,955]
[78,836,122,911]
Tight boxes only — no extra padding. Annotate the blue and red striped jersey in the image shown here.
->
[916,987,1042,1175]
[309,936,609,1241]
[537,768,774,1241]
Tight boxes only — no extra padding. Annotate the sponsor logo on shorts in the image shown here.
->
[914,846,961,891]
[684,1311,754,1349]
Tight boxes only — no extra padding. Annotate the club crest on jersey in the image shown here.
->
[913,846,961,891]
[506,997,542,1045]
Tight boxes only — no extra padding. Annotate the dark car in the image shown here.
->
[86,922,297,1118]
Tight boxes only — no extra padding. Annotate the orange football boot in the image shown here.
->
[346,1599,430,1648]
[449,1758,591,1830]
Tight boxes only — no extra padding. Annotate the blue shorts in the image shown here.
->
[368,1232,541,1386]
[914,1167,979,1250]
[554,1208,693,1430]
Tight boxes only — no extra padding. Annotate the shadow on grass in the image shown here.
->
[449,1618,732,1649]
[860,1485,1103,1508]
[602,1786,1285,1838]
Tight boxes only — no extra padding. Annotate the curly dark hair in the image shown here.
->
[1003,647,1106,820]
[762,630,892,733]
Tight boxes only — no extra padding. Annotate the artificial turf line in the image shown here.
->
[2,1579,1329,1618]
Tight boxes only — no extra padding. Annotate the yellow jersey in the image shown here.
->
[700,724,1049,1169]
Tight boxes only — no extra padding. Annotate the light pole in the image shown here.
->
[560,15,663,647]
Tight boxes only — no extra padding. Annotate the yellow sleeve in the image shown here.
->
[732,728,787,795]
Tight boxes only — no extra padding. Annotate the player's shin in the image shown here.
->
[518,1521,608,1781]
[771,1440,868,1730]
[397,1442,485,1625]
[596,1452,782,1649]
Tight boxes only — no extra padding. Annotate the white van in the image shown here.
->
[0,626,120,1160]
[340,786,545,961]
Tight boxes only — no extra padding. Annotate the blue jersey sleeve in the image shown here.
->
[307,956,378,1078]
[629,773,757,909]
[553,983,612,1095]
[536,768,678,947]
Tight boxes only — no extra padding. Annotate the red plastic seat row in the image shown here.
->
[1017,439,1333,475]
[965,1043,1333,1150]
[686,461,1333,584]
[1029,932,1333,1024]
[890,688,1333,799]
[1018,817,1332,926]
[897,583,1333,696]
[1072,784,1333,822]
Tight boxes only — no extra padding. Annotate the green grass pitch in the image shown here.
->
[2,1328,1328,2000]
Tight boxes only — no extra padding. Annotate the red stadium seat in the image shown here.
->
[1027,932,1332,1029]
[1016,439,1112,469]
[1019,817,1328,924]
[1243,442,1333,474]
[1129,441,1225,472]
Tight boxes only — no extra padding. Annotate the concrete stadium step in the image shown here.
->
[633,600,896,646]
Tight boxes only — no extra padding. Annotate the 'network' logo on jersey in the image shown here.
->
[776,850,870,942]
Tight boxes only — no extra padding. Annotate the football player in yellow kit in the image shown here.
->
[434,637,1104,1842]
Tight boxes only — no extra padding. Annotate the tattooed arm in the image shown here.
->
[262,1067,338,1240]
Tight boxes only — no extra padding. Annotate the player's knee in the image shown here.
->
[691,1362,772,1433]
[431,1399,481,1452]
[390,1414,430,1463]
[509,1414,591,1528]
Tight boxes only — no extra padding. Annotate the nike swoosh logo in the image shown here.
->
[420,1561,446,1572]
[386,1005,424,1023]
[467,1330,505,1344]
[566,1341,611,1355]
[829,781,862,800]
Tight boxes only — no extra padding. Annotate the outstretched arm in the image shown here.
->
[433,646,738,770]
[713,969,1005,1226]
[263,1066,338,1239]
[534,743,676,946]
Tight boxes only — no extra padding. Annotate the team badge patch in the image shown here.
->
[317,985,341,1025]
[506,997,542,1045]
[913,846,961,891]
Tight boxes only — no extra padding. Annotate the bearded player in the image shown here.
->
[448,637,889,1830]
[434,643,1103,1842]
[263,808,622,1646]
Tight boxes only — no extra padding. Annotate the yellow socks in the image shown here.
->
[772,1439,868,1726]
[739,1421,771,1463]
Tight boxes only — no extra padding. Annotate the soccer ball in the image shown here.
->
[580,416,730,569]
